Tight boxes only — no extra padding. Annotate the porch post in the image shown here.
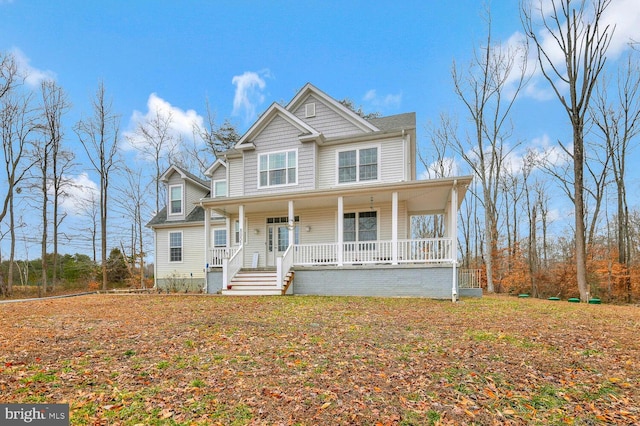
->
[392,191,398,265]
[288,200,294,248]
[239,204,245,245]
[451,181,458,302]
[337,196,344,266]
[203,206,210,293]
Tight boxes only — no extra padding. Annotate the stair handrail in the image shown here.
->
[222,245,243,290]
[277,244,295,290]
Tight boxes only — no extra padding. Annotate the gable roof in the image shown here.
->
[287,83,380,133]
[159,164,210,190]
[204,158,226,177]
[234,103,322,150]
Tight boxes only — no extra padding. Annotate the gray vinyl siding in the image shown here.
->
[186,183,208,212]
[292,95,366,138]
[317,137,406,189]
[228,157,244,197]
[155,226,205,288]
[243,115,315,196]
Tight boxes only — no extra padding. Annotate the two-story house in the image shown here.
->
[148,83,476,299]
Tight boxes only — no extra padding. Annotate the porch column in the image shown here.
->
[450,181,458,302]
[203,206,210,293]
[288,200,294,248]
[239,205,245,245]
[337,196,344,266]
[392,191,398,265]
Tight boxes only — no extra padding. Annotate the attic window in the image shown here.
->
[305,103,316,118]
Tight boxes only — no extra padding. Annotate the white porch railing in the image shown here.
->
[222,245,243,290]
[210,247,239,267]
[458,268,483,288]
[277,244,295,290]
[293,238,454,266]
[397,238,452,263]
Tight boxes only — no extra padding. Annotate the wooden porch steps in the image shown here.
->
[222,269,294,296]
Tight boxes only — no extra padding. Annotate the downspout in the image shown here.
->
[451,180,458,302]
[401,129,406,181]
[200,201,208,294]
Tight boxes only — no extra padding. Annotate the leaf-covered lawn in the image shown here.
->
[0,294,638,425]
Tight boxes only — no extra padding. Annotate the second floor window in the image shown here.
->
[214,180,227,198]
[169,184,183,215]
[338,147,378,183]
[259,150,297,187]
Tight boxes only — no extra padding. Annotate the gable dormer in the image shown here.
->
[287,83,379,138]
[204,158,228,198]
[160,165,209,221]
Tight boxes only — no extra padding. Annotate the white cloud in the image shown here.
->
[363,89,402,110]
[123,93,204,155]
[58,173,100,217]
[10,48,56,87]
[231,70,271,123]
[602,0,640,58]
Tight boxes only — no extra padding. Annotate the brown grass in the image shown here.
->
[0,294,638,425]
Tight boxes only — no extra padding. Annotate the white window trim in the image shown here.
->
[213,179,227,198]
[335,145,380,185]
[168,231,183,263]
[343,209,380,242]
[257,148,299,189]
[212,228,227,248]
[168,184,184,216]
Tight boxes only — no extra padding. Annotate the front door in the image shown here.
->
[267,224,289,267]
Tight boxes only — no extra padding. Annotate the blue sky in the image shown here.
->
[1,0,640,260]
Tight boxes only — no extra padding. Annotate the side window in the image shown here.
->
[169,231,182,262]
[213,229,227,247]
[169,184,183,215]
[214,180,227,198]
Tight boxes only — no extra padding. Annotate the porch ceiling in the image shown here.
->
[200,176,473,217]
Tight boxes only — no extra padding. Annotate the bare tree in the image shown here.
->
[452,9,529,292]
[523,0,613,301]
[116,165,153,288]
[592,54,640,267]
[185,100,240,172]
[0,54,36,296]
[34,80,72,293]
[74,82,120,291]
[127,109,176,214]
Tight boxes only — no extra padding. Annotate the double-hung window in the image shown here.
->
[344,211,377,251]
[169,231,183,262]
[259,150,297,187]
[338,147,378,183]
[213,229,227,248]
[169,184,183,215]
[213,179,227,198]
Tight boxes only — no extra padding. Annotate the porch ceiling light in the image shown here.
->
[254,228,259,234]
[305,225,311,232]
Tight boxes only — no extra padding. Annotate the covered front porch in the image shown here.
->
[200,177,472,299]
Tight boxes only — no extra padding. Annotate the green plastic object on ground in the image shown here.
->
[518,294,529,298]
[568,297,580,303]
[548,297,560,301]
[588,298,602,304]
